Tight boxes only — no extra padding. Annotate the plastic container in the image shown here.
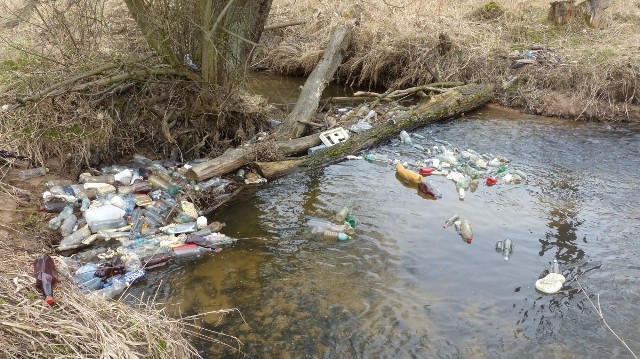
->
[364,153,389,163]
[399,130,413,145]
[319,127,349,147]
[418,179,442,199]
[33,254,57,305]
[307,144,328,155]
[162,222,197,234]
[306,217,355,235]
[48,205,74,230]
[40,199,68,213]
[85,204,125,226]
[454,219,473,244]
[334,207,349,224]
[323,230,351,242]
[443,214,459,228]
[502,239,513,260]
[59,225,91,248]
[418,167,435,175]
[89,218,127,233]
[396,163,422,184]
[19,167,48,180]
[147,174,179,196]
[458,187,465,200]
[173,243,209,257]
[60,214,78,237]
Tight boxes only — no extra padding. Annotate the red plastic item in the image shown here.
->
[486,177,498,186]
[418,167,436,175]
[33,254,58,305]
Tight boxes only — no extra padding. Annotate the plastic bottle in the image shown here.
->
[89,218,128,233]
[162,222,197,234]
[454,219,473,243]
[60,214,78,237]
[399,130,413,145]
[306,217,355,235]
[40,199,68,213]
[418,179,442,199]
[43,179,73,188]
[443,214,459,228]
[80,174,116,185]
[323,230,351,242]
[33,254,57,305]
[551,259,560,274]
[85,204,125,226]
[147,174,179,196]
[502,239,513,260]
[19,166,48,180]
[334,207,349,224]
[48,204,74,230]
[59,225,91,248]
[364,153,389,163]
[94,277,126,299]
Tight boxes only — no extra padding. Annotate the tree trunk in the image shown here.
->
[254,83,495,178]
[588,0,611,28]
[548,1,576,25]
[274,24,352,140]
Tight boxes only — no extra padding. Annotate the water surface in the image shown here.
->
[135,107,640,358]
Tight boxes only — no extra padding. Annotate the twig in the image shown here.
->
[576,279,639,359]
[264,20,306,31]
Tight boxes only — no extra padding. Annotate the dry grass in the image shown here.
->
[0,245,197,358]
[263,0,640,121]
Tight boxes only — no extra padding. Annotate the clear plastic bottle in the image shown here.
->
[89,218,127,233]
[443,214,459,228]
[551,259,560,274]
[502,239,513,260]
[454,219,473,243]
[60,214,78,237]
[306,217,355,235]
[48,204,74,230]
[147,174,179,196]
[364,153,389,163]
[19,166,48,180]
[399,130,413,145]
[33,254,58,305]
[334,207,349,224]
[162,222,197,234]
[323,230,351,242]
[59,225,91,247]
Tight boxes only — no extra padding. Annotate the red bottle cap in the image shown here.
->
[465,237,473,244]
[486,177,498,186]
[44,296,54,305]
[419,167,435,175]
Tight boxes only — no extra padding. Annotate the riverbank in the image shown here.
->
[263,0,640,122]
[0,167,201,358]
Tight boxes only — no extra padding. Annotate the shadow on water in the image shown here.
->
[129,107,640,358]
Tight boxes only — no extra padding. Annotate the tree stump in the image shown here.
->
[548,1,576,25]
[588,0,611,28]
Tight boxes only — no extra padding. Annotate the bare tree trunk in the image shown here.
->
[588,0,611,28]
[548,1,576,25]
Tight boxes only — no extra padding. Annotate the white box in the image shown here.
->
[319,127,350,147]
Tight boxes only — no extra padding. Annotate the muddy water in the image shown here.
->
[133,107,640,358]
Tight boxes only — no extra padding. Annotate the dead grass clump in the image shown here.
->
[0,247,197,358]
[264,0,640,121]
[471,1,505,21]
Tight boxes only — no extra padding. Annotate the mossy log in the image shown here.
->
[185,133,321,181]
[254,83,495,179]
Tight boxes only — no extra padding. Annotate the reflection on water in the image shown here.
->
[130,108,640,358]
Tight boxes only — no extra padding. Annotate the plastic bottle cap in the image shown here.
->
[419,167,435,175]
[486,177,498,186]
[44,296,54,305]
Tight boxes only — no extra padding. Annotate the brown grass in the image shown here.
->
[263,0,640,121]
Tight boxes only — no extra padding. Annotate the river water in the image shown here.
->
[133,106,640,358]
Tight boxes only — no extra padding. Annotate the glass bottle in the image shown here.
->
[33,254,57,305]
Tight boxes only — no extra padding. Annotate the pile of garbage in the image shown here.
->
[508,44,562,69]
[36,154,257,300]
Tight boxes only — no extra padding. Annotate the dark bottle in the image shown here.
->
[39,199,68,213]
[33,254,58,305]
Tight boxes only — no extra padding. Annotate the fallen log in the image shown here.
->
[185,133,321,181]
[253,83,495,178]
[274,24,352,140]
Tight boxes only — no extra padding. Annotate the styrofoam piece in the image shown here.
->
[535,273,566,294]
[319,127,349,147]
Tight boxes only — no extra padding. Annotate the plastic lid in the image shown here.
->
[419,167,435,175]
[44,296,54,305]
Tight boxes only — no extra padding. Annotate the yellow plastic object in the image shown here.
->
[395,163,423,184]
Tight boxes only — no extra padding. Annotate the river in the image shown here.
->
[131,104,640,358]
